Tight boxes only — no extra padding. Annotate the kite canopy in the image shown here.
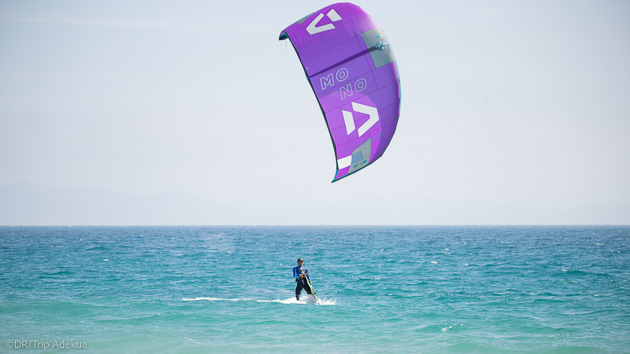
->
[279,2,401,182]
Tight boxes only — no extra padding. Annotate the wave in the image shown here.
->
[86,246,109,251]
[181,297,336,306]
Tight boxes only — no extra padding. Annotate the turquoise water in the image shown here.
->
[1,226,629,353]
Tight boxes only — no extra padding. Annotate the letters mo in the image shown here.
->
[319,68,367,100]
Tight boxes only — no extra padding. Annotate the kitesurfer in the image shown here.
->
[293,258,314,300]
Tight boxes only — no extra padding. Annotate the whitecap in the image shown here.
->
[431,261,438,264]
[182,296,335,305]
[182,297,239,302]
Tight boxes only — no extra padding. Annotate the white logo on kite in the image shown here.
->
[342,102,379,137]
[306,9,342,35]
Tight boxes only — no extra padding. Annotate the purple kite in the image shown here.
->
[279,2,401,182]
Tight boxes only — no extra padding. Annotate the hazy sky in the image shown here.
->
[1,0,629,224]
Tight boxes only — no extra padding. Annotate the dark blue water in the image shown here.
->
[1,226,629,353]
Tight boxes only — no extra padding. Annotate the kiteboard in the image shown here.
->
[305,276,317,302]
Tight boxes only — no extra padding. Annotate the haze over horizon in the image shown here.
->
[1,0,629,225]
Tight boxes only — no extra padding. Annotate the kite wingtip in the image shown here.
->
[279,32,289,41]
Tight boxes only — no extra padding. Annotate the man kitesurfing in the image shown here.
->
[293,258,316,301]
[280,2,401,304]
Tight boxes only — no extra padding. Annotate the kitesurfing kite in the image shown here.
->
[280,2,401,182]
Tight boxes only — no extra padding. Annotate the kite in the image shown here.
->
[280,2,401,182]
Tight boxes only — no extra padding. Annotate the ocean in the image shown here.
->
[1,226,629,353]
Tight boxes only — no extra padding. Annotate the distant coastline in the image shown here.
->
[1,182,629,226]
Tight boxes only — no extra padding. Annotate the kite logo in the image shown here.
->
[320,67,348,90]
[339,78,368,100]
[306,9,342,35]
[318,67,368,98]
[342,102,379,137]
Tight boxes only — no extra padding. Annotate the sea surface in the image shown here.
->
[1,226,629,353]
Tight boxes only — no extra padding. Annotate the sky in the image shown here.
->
[1,0,629,225]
